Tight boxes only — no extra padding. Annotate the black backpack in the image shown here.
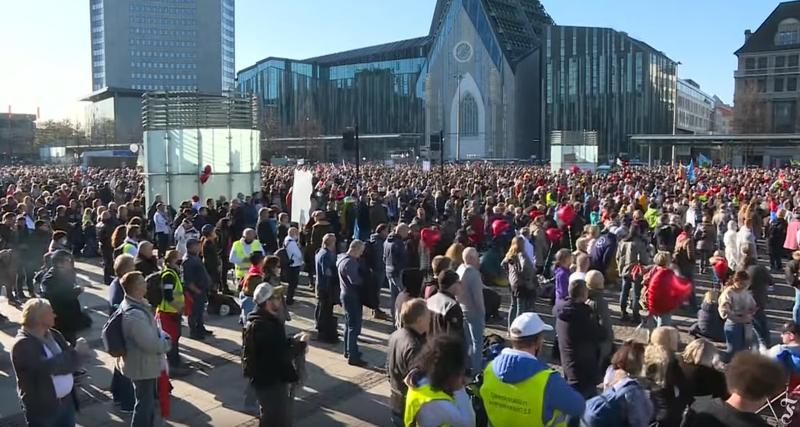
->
[145,272,163,307]
[241,317,261,378]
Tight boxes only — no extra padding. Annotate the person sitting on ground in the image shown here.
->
[679,338,728,402]
[688,290,725,342]
[403,334,475,427]
[681,352,786,427]
[480,312,585,427]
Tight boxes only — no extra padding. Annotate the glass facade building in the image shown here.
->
[543,26,677,158]
[677,79,714,134]
[237,38,428,159]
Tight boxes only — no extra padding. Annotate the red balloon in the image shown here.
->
[491,219,510,238]
[557,204,577,225]
[546,227,563,243]
[421,227,441,249]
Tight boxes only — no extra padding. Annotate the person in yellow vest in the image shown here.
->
[403,334,475,427]
[229,228,265,283]
[155,250,189,376]
[479,312,585,427]
[115,225,140,257]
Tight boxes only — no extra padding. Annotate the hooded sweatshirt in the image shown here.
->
[487,348,585,424]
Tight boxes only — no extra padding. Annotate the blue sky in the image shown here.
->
[0,0,781,122]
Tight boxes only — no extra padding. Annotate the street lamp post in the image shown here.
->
[455,73,463,162]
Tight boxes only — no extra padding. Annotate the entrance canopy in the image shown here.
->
[630,133,800,167]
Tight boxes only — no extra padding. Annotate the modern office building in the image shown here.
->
[237,38,428,160]
[734,1,800,133]
[86,0,234,146]
[543,26,676,158]
[676,79,714,135]
[238,0,675,160]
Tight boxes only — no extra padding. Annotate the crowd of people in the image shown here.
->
[3,162,800,426]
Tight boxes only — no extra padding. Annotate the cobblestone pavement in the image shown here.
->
[0,250,792,426]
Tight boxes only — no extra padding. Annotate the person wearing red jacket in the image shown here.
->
[645,251,692,328]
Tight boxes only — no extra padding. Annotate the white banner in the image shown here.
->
[292,169,314,227]
[422,160,431,172]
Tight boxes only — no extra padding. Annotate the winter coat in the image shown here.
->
[735,227,757,262]
[384,233,408,277]
[244,307,300,388]
[531,225,547,268]
[723,230,740,270]
[256,219,279,254]
[745,263,772,310]
[679,361,728,401]
[501,252,537,298]
[589,232,617,273]
[587,289,614,366]
[40,267,90,338]
[656,224,677,253]
[118,296,171,381]
[768,218,788,253]
[718,286,756,324]
[673,234,695,277]
[785,219,800,251]
[386,327,426,414]
[694,222,717,253]
[693,302,724,342]
[785,255,800,288]
[554,299,605,393]
[616,238,651,278]
[646,266,692,316]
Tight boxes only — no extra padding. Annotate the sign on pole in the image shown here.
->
[422,160,431,172]
[292,169,313,227]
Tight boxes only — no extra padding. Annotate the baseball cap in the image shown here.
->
[782,321,800,336]
[253,283,286,305]
[509,312,553,339]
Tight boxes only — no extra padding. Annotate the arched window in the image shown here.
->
[459,93,479,136]
[776,18,800,46]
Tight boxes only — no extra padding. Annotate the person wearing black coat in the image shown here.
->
[554,280,605,398]
[96,212,115,285]
[134,245,159,278]
[243,283,307,426]
[768,214,788,271]
[256,209,279,255]
[40,251,91,344]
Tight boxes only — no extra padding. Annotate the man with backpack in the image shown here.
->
[480,312,585,427]
[242,282,308,427]
[115,271,172,427]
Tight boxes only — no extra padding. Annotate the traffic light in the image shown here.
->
[343,127,356,150]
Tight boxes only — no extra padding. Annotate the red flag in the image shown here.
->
[158,370,171,417]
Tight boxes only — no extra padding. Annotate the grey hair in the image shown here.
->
[21,298,52,328]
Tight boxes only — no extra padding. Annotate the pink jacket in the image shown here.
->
[785,219,800,250]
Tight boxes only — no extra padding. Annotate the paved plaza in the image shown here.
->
[0,251,793,426]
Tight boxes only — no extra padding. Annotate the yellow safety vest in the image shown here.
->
[232,239,263,279]
[480,364,566,427]
[403,384,453,427]
[157,267,185,314]
[122,242,137,255]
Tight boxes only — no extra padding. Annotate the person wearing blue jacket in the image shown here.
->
[480,312,585,427]
[589,226,624,274]
[315,233,339,343]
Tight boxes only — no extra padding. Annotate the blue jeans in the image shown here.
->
[111,367,135,411]
[656,313,672,327]
[724,320,750,361]
[132,378,157,427]
[508,295,536,331]
[387,274,403,321]
[25,396,75,427]
[794,288,800,325]
[752,308,771,349]
[619,276,642,318]
[343,293,363,360]
[464,313,485,374]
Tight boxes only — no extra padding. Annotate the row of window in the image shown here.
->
[129,17,196,26]
[130,62,198,70]
[131,50,198,60]
[131,73,196,80]
[132,84,198,91]
[677,97,712,115]
[744,54,800,70]
[132,27,196,38]
[678,111,709,130]
[129,5,196,16]
[748,77,799,93]
[776,19,800,46]
[130,39,196,48]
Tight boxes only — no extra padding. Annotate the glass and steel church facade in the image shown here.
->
[237,0,676,160]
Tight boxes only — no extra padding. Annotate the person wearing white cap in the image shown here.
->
[479,312,585,427]
[242,282,308,427]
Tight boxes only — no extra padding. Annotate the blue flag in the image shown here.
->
[687,159,696,183]
[697,153,711,168]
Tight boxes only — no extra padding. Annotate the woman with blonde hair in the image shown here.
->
[679,338,728,401]
[501,236,537,330]
[719,270,757,360]
[644,326,689,427]
[444,242,465,270]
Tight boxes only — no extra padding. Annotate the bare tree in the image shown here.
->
[733,81,768,134]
